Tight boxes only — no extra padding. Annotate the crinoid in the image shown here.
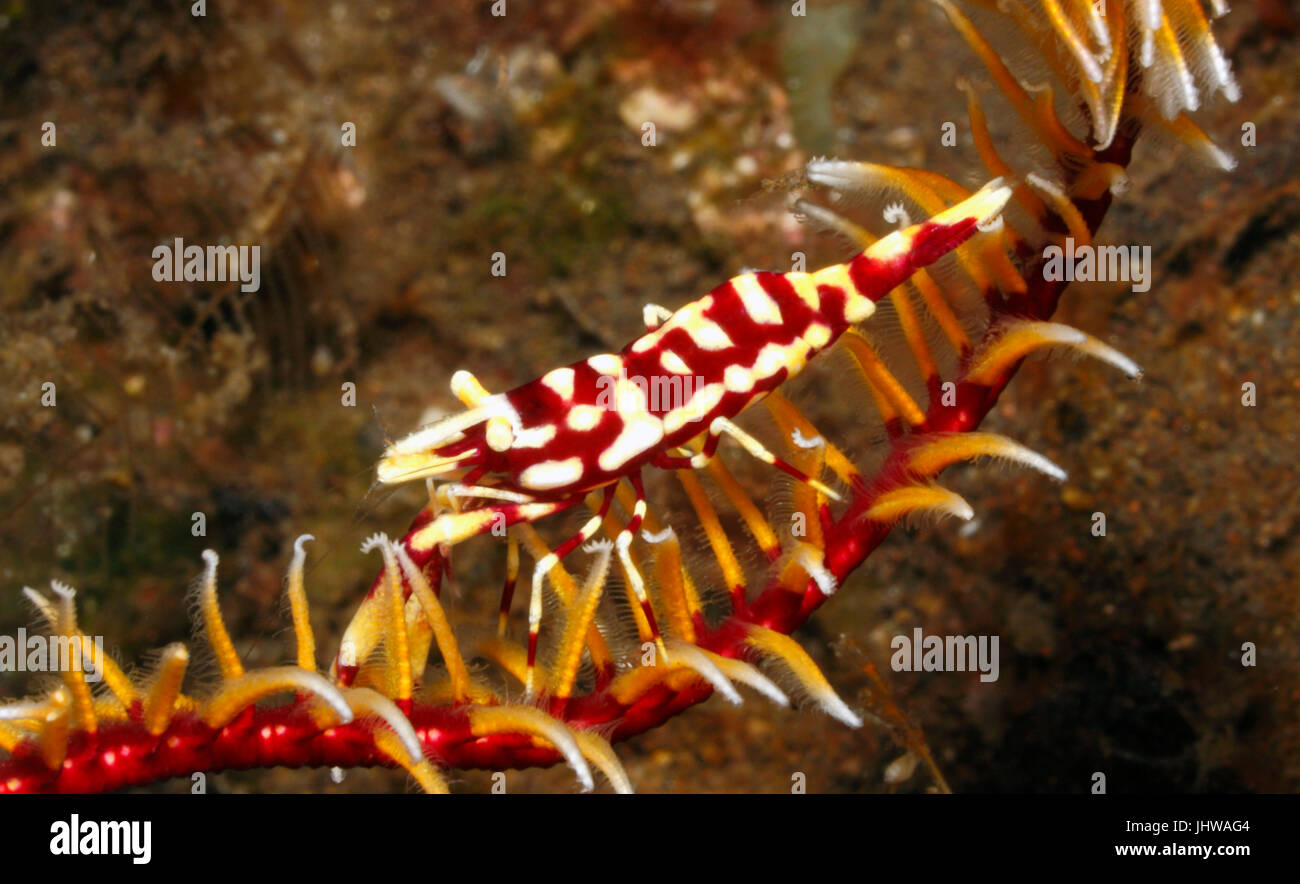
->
[0,0,1240,794]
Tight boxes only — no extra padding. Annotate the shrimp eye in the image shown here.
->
[485,417,514,452]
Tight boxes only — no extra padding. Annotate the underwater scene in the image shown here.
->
[0,0,1296,810]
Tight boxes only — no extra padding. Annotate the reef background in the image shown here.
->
[1,0,1296,793]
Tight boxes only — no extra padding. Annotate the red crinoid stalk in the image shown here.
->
[0,0,1239,793]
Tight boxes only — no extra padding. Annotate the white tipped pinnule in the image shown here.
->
[666,640,743,705]
[983,441,1067,483]
[468,706,595,792]
[864,485,975,525]
[200,666,354,729]
[795,543,839,597]
[639,527,674,544]
[703,653,790,708]
[1205,140,1238,172]
[802,165,1012,244]
[928,177,1013,230]
[1042,0,1103,83]
[942,495,975,522]
[1014,447,1068,482]
[814,687,862,729]
[906,433,1068,484]
[803,157,867,191]
[1023,323,1144,380]
[1083,0,1110,52]
[21,586,54,623]
[1138,0,1162,32]
[579,537,615,593]
[195,548,245,680]
[1176,4,1240,103]
[968,321,1143,387]
[0,699,50,722]
[792,428,826,450]
[288,534,317,672]
[143,643,189,735]
[1164,36,1201,115]
[882,201,912,228]
[341,687,425,768]
[791,197,872,247]
[372,538,413,705]
[1140,26,1156,69]
[569,730,635,795]
[1214,55,1241,103]
[743,625,863,729]
[392,539,472,703]
[1071,331,1143,380]
[289,536,315,607]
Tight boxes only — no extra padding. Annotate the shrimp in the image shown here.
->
[372,176,1013,696]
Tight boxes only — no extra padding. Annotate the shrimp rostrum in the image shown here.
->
[373,175,1013,697]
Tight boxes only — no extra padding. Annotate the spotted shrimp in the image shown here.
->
[371,176,1014,696]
